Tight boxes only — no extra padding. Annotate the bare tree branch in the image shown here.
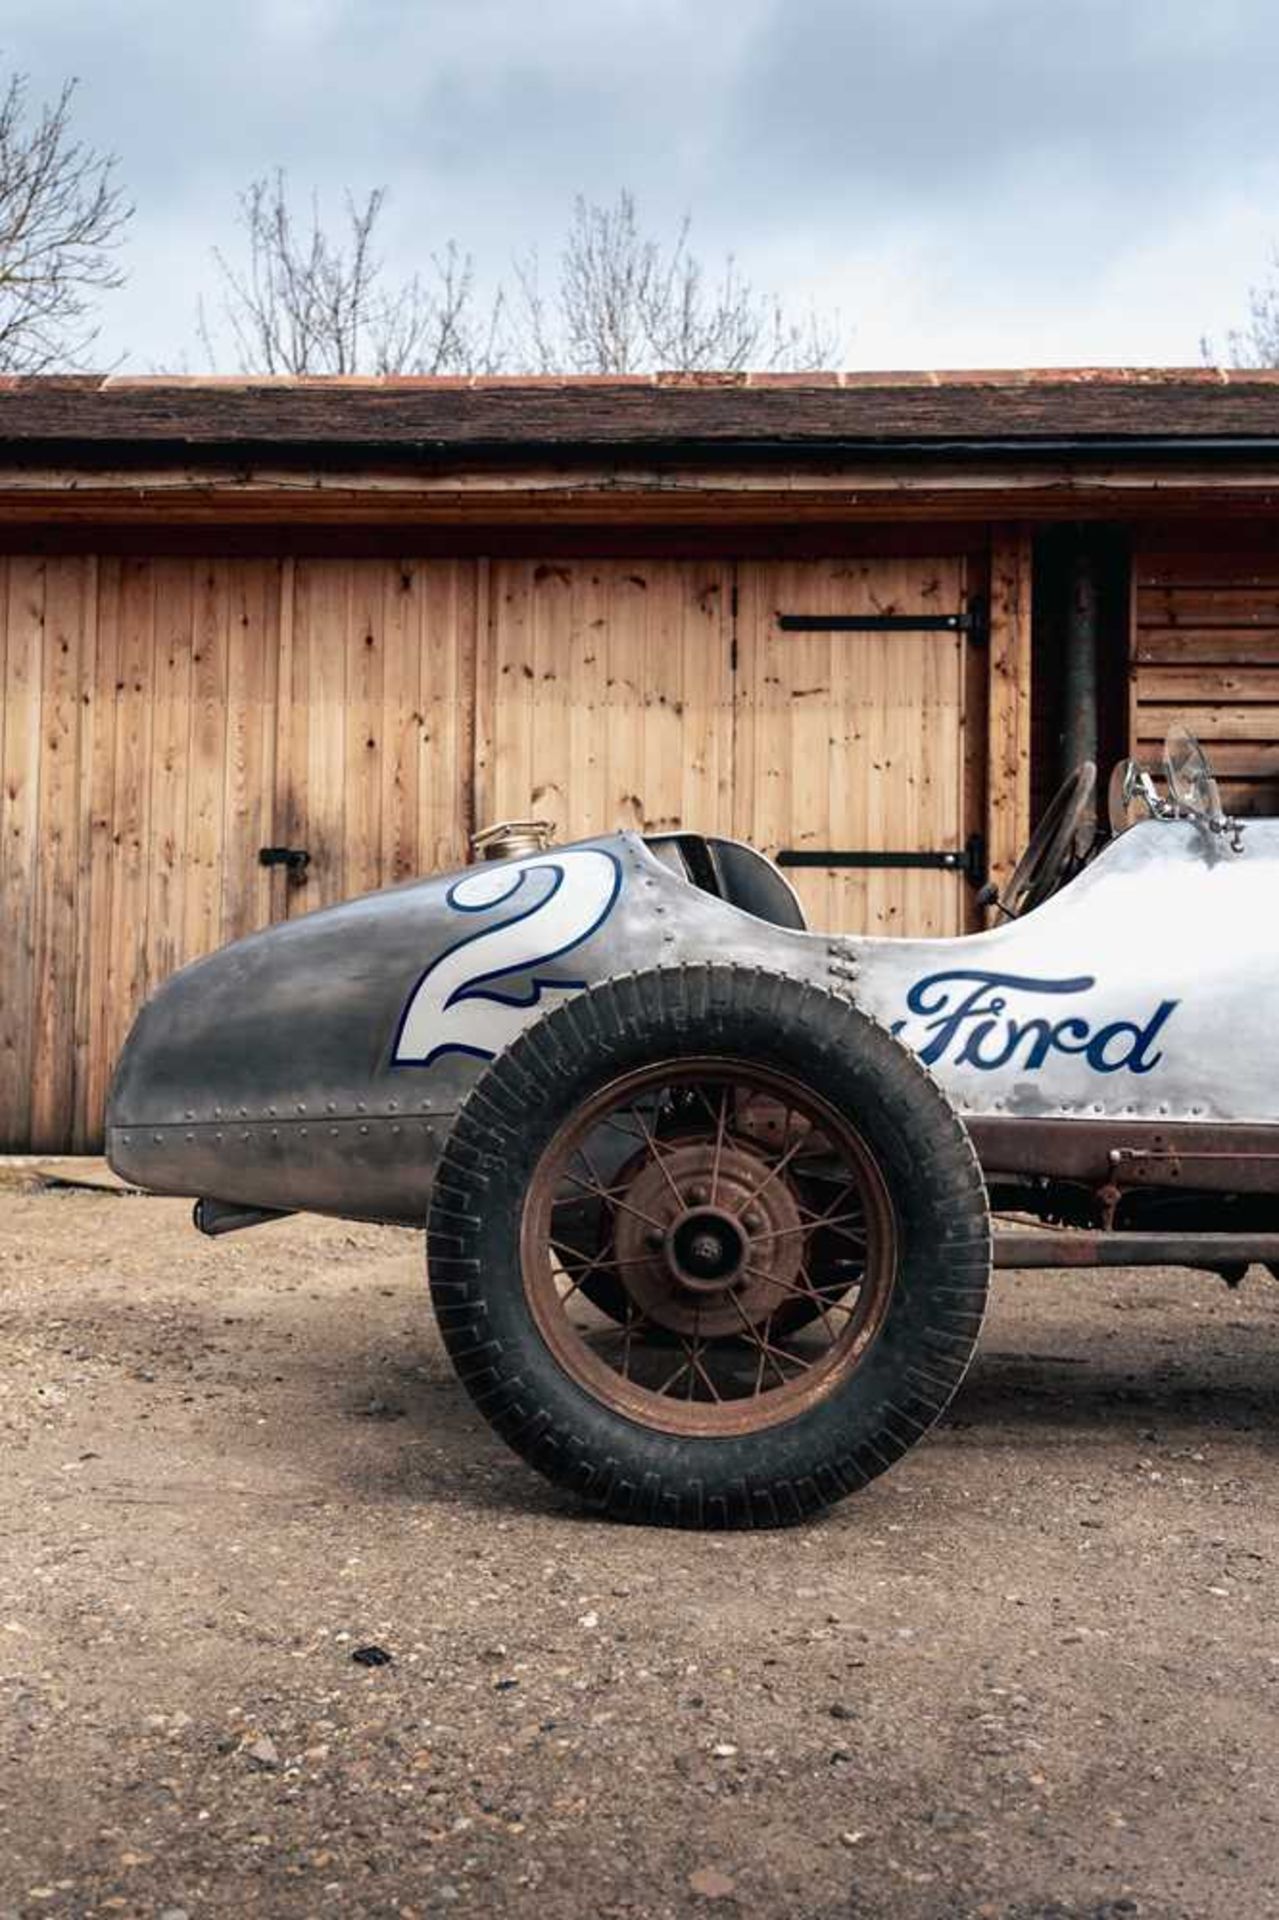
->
[0,72,131,373]
[202,172,495,375]
[201,178,843,378]
[506,191,842,375]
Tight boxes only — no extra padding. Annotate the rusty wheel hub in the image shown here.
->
[525,1058,898,1438]
[614,1139,803,1337]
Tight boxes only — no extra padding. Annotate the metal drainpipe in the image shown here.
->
[1061,531,1100,776]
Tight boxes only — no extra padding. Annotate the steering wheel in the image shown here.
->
[1002,761,1097,917]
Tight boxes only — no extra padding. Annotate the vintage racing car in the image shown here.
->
[107,731,1276,1528]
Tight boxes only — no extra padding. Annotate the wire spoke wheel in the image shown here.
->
[526,1058,897,1436]
[428,965,991,1529]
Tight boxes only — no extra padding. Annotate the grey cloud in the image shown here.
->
[1,0,1275,367]
[721,1,1279,241]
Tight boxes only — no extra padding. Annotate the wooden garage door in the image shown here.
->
[0,555,478,1151]
[734,558,973,935]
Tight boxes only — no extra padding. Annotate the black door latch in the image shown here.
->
[258,846,311,874]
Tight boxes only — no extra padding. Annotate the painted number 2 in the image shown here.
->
[393,847,622,1068]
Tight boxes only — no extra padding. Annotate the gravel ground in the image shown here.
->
[0,1183,1275,1920]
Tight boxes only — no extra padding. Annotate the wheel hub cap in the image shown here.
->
[668,1208,748,1289]
[614,1138,804,1336]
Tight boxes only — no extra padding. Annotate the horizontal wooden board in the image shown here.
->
[1132,546,1279,821]
[1133,664,1279,701]
[1134,550,1279,589]
[1132,736,1279,776]
[1137,586,1279,628]
[1133,627,1279,664]
[9,471,1279,536]
[1135,702,1279,741]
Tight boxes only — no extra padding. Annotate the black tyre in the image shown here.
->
[427,965,990,1529]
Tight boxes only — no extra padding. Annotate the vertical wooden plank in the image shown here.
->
[1126,552,1141,770]
[184,560,229,965]
[912,590,965,935]
[105,557,156,1098]
[419,557,479,872]
[678,567,733,833]
[305,560,350,909]
[380,559,421,885]
[454,559,480,864]
[938,622,967,934]
[0,558,44,1148]
[30,559,89,1149]
[860,612,891,934]
[465,558,491,853]
[600,565,640,834]
[260,558,284,916]
[902,567,929,936]
[282,559,316,914]
[826,606,859,936]
[145,560,194,989]
[730,560,757,856]
[573,564,608,833]
[493,560,538,826]
[219,558,254,941]
[643,565,683,835]
[934,558,967,936]
[221,561,280,939]
[529,562,571,834]
[81,560,123,1146]
[268,556,297,925]
[794,577,833,930]
[70,557,101,1149]
[344,559,384,899]
[960,554,987,935]
[732,562,789,896]
[986,525,1034,902]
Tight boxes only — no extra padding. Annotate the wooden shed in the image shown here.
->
[3,367,1279,1152]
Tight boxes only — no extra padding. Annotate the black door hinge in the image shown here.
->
[777,602,986,642]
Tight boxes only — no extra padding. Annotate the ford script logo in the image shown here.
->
[892,970,1178,1075]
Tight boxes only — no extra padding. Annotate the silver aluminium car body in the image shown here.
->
[106,812,1279,1226]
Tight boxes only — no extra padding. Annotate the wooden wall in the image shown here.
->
[1133,539,1279,815]
[1,542,1011,1153]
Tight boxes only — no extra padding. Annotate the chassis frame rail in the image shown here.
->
[994,1228,1279,1269]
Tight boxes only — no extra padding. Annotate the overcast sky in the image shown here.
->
[6,0,1279,373]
